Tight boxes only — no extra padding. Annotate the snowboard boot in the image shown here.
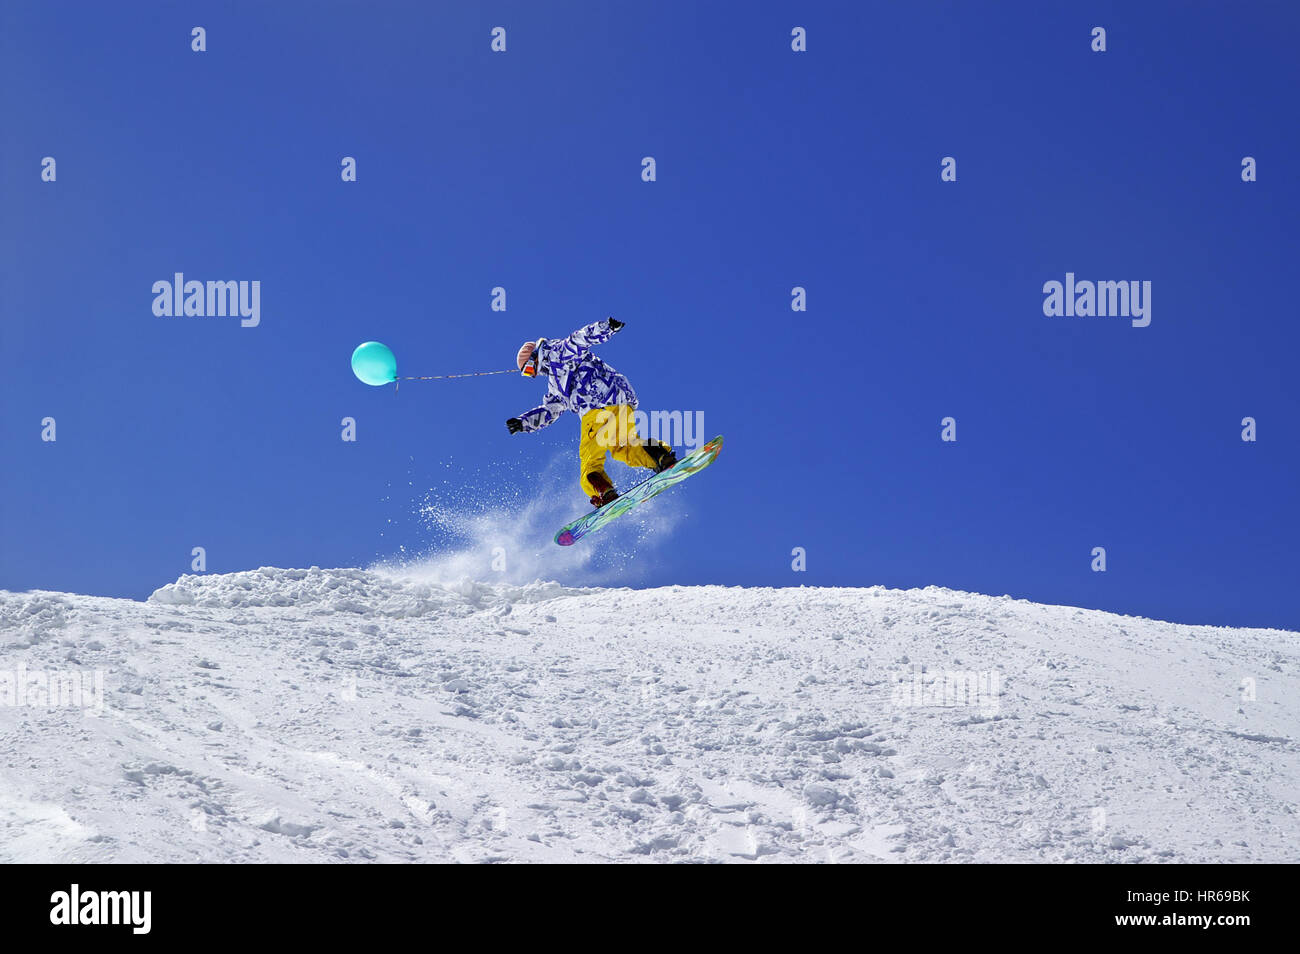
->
[587,472,619,508]
[644,443,678,474]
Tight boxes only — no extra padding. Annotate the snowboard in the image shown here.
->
[555,435,723,546]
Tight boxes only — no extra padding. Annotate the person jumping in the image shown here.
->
[506,318,677,507]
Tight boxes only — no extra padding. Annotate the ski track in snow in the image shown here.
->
[1,568,1297,863]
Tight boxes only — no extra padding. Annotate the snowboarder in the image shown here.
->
[506,318,678,507]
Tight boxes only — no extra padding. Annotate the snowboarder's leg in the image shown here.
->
[579,407,617,501]
[605,404,677,473]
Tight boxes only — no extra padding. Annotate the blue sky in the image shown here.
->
[2,1,1297,628]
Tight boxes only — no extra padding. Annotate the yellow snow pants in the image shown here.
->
[579,405,659,497]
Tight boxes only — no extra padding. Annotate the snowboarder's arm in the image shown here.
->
[544,317,624,365]
[512,391,565,433]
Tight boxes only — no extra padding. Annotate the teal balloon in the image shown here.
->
[351,341,397,386]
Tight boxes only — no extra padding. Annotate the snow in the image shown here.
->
[1,567,1297,863]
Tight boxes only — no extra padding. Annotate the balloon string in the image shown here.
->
[394,368,516,392]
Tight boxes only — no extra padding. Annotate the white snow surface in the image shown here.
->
[1,567,1296,863]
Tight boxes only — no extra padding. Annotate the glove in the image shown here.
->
[506,417,524,434]
[607,318,625,332]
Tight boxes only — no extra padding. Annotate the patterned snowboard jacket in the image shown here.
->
[516,318,638,433]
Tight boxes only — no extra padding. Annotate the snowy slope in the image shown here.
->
[1,568,1296,863]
